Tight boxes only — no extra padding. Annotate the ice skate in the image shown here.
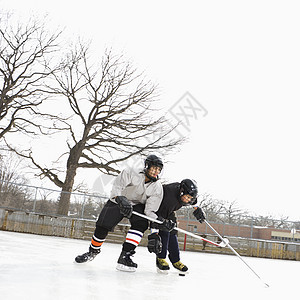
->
[172,261,188,274]
[116,250,137,272]
[75,247,100,263]
[156,257,170,274]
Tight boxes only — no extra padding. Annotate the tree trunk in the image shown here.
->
[57,146,82,215]
[57,168,76,215]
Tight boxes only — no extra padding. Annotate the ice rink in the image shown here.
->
[0,231,298,300]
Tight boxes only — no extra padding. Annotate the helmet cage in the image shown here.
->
[144,155,163,182]
[180,179,198,206]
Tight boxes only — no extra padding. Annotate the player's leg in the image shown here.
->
[116,204,148,272]
[75,200,123,263]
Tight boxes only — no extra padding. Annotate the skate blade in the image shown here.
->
[74,260,87,264]
[74,258,89,264]
[177,270,189,275]
[116,263,137,272]
[156,267,169,274]
[74,257,95,264]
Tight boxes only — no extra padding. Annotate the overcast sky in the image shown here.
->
[2,0,300,220]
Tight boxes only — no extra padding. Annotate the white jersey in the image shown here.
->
[110,168,163,220]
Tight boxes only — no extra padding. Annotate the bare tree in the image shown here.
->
[222,200,245,223]
[0,152,30,208]
[251,214,290,228]
[194,195,247,224]
[16,44,184,215]
[178,193,228,221]
[200,193,226,213]
[0,13,62,139]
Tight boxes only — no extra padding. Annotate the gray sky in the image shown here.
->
[2,0,300,220]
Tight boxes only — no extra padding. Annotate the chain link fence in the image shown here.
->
[1,179,299,242]
[0,179,107,219]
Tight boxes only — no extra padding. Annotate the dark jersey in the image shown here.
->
[155,182,183,220]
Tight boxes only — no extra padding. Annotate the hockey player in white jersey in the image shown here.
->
[75,155,169,272]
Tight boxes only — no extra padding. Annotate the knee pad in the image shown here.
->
[130,219,148,233]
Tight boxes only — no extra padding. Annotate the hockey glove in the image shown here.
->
[156,217,176,232]
[147,233,162,254]
[193,207,206,223]
[115,196,133,218]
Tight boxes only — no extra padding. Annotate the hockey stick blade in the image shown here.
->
[218,237,229,248]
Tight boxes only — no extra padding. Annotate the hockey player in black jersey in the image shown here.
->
[147,179,205,274]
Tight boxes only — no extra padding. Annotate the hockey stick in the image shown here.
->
[132,211,227,248]
[204,220,269,288]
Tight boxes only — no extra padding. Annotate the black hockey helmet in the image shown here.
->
[144,154,163,181]
[179,179,198,205]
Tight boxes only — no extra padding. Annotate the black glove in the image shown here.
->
[115,196,133,218]
[147,233,162,254]
[157,217,176,232]
[193,207,206,223]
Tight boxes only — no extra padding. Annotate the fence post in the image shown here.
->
[81,194,87,219]
[32,187,38,212]
[183,234,187,251]
[238,215,241,237]
[250,217,253,239]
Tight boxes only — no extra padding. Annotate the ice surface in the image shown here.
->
[0,231,298,300]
